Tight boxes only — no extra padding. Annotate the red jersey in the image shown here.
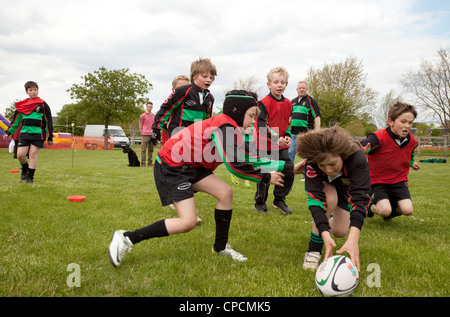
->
[255,93,292,151]
[365,128,418,184]
[157,114,285,183]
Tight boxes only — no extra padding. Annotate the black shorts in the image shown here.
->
[154,161,213,206]
[17,139,45,148]
[371,182,411,205]
[336,186,351,212]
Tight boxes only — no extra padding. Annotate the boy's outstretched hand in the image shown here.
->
[269,171,284,187]
[293,159,307,174]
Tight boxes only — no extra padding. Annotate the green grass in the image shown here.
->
[0,147,449,297]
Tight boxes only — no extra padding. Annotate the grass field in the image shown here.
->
[0,147,449,298]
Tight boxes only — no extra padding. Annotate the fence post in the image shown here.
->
[445,136,448,158]
[417,136,421,157]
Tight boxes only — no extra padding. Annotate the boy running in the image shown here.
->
[108,90,286,267]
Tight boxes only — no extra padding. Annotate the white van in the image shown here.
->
[84,125,130,148]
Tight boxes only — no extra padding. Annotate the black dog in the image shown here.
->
[123,145,140,167]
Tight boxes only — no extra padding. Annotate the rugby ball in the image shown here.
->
[315,255,359,297]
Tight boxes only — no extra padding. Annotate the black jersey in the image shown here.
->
[152,83,214,137]
[304,150,371,234]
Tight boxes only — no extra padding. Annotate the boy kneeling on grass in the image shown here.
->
[293,126,371,271]
[108,90,287,266]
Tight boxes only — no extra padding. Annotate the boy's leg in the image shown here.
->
[273,150,294,214]
[27,145,40,169]
[26,145,40,182]
[254,182,270,206]
[390,183,413,217]
[126,197,197,244]
[193,174,233,251]
[329,207,350,238]
[17,145,29,180]
[371,199,392,218]
[396,199,414,216]
[194,174,246,261]
[303,182,337,270]
[194,173,233,210]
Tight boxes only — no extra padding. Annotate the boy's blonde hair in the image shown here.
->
[190,57,217,82]
[172,75,190,89]
[296,126,360,163]
[267,66,289,83]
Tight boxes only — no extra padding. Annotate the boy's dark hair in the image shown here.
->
[24,81,39,91]
[388,102,417,121]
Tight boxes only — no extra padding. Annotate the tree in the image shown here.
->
[306,56,378,127]
[67,67,152,149]
[56,103,87,135]
[401,48,450,134]
[227,76,264,98]
[4,101,18,121]
[374,90,402,129]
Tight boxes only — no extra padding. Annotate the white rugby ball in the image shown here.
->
[315,255,359,297]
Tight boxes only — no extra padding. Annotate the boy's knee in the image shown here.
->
[400,207,414,216]
[374,204,391,217]
[331,227,348,238]
[220,185,233,202]
[180,218,197,233]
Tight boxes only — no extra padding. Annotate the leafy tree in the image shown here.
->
[414,122,430,136]
[306,56,378,127]
[56,103,87,135]
[67,67,152,148]
[3,101,18,121]
[430,128,443,137]
[401,48,450,134]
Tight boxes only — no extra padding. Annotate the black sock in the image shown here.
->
[27,168,36,179]
[213,209,232,252]
[387,208,401,219]
[21,162,29,172]
[308,231,324,253]
[124,219,169,245]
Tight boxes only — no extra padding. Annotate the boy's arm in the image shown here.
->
[152,87,189,131]
[6,111,22,136]
[346,151,371,231]
[44,102,53,141]
[359,133,379,154]
[211,125,283,183]
[304,164,329,234]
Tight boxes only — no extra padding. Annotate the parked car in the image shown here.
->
[84,125,130,148]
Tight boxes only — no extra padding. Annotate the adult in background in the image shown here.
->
[139,102,155,167]
[289,81,321,164]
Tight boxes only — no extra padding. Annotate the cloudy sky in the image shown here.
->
[0,0,449,123]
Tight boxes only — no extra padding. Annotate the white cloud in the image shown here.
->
[0,0,449,124]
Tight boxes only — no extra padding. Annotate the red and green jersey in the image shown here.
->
[7,99,53,142]
[157,113,285,183]
[304,150,371,234]
[152,83,214,137]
